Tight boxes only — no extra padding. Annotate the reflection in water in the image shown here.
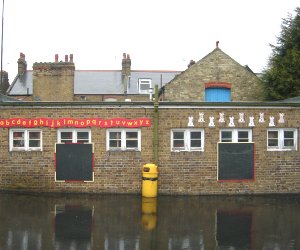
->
[6,230,42,250]
[168,235,205,250]
[0,193,299,249]
[54,205,93,250]
[141,197,157,231]
[217,211,252,249]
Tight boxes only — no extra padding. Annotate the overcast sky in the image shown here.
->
[1,0,299,80]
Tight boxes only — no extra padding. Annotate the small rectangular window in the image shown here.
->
[221,131,232,142]
[220,129,252,143]
[60,131,73,143]
[138,79,152,93]
[10,129,42,151]
[190,131,202,148]
[12,131,25,148]
[126,131,139,149]
[29,131,41,148]
[173,131,185,148]
[109,131,122,149]
[267,131,279,147]
[58,129,91,143]
[107,129,141,151]
[77,132,90,143]
[238,131,250,142]
[171,129,204,152]
[267,129,297,151]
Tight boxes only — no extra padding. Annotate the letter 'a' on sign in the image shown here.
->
[55,143,94,182]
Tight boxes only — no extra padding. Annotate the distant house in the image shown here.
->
[7,45,265,103]
[161,42,265,102]
[7,53,180,102]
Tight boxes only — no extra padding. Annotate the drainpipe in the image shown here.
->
[153,84,159,165]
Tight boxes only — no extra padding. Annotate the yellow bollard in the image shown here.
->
[142,163,158,198]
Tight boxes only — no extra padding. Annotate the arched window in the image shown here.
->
[205,82,231,102]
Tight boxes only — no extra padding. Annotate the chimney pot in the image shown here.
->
[65,55,68,62]
[187,59,195,68]
[18,52,27,75]
[216,41,219,48]
[69,54,73,62]
[55,54,59,62]
[20,52,25,60]
[123,53,126,59]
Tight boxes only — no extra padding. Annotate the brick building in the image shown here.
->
[161,42,265,102]
[7,53,180,102]
[0,44,299,195]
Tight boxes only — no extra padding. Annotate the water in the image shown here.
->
[0,192,299,250]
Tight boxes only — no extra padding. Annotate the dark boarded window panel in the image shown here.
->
[217,211,252,248]
[218,143,255,181]
[56,143,93,181]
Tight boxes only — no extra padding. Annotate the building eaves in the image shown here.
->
[0,93,21,102]
[1,101,300,108]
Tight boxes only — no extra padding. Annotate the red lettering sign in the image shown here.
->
[0,118,151,128]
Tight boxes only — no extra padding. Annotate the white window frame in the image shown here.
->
[138,79,152,94]
[57,129,91,143]
[220,129,252,142]
[267,128,297,151]
[171,129,204,152]
[106,129,141,151]
[9,129,43,151]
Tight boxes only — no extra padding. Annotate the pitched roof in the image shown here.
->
[7,72,33,95]
[8,70,180,96]
[164,48,260,88]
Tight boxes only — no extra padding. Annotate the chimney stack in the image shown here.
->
[187,59,195,68]
[18,52,27,75]
[122,53,131,76]
[0,71,9,94]
[121,53,131,94]
[32,54,75,102]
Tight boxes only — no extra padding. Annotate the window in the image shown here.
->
[171,129,204,151]
[57,129,91,143]
[220,129,252,142]
[9,129,42,151]
[267,129,297,151]
[205,88,231,102]
[107,129,141,151]
[205,82,231,102]
[138,79,152,93]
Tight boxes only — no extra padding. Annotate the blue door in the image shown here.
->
[205,88,231,102]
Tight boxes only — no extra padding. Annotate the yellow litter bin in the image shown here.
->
[142,163,158,197]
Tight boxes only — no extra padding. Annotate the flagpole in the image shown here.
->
[0,0,4,92]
